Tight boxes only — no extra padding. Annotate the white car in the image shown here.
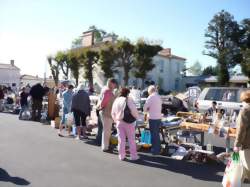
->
[196,87,249,113]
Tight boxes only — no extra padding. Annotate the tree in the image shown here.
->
[99,44,117,79]
[71,37,82,49]
[88,25,107,42]
[116,39,135,86]
[47,56,60,86]
[239,19,250,49]
[81,49,99,88]
[204,10,241,85]
[241,49,250,81]
[67,50,82,86]
[54,51,70,79]
[239,19,250,83]
[188,61,202,76]
[202,66,218,76]
[133,40,162,87]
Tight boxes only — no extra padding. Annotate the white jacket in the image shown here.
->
[111,96,139,123]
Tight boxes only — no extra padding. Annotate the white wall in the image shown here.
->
[0,69,20,88]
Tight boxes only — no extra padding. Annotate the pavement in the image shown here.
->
[0,113,248,187]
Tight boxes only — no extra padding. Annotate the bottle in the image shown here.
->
[206,144,213,152]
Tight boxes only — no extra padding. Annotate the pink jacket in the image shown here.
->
[111,96,139,123]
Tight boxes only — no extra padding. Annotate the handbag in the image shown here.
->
[123,100,136,124]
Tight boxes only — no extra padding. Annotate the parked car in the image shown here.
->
[196,87,249,113]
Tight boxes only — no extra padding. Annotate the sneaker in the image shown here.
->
[81,136,89,140]
[75,136,80,140]
[58,133,64,137]
[131,156,140,161]
[102,149,113,153]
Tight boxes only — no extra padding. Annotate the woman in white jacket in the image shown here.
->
[111,88,139,161]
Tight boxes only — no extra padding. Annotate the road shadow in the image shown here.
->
[0,168,30,186]
[128,153,225,183]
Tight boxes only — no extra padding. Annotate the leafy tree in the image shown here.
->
[204,10,240,85]
[239,19,250,49]
[239,19,250,84]
[116,39,135,86]
[188,61,202,76]
[67,50,82,86]
[202,66,218,76]
[88,25,107,42]
[81,49,99,88]
[241,49,250,81]
[133,40,162,87]
[99,44,117,79]
[71,37,82,49]
[47,56,60,86]
[54,51,70,79]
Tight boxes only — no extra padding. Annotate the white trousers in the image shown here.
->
[100,112,113,151]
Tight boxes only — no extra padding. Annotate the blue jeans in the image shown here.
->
[61,107,69,124]
[149,119,162,154]
[19,105,28,118]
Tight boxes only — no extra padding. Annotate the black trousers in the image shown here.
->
[72,109,87,127]
[32,99,42,121]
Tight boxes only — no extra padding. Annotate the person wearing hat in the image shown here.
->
[71,84,91,140]
[234,90,250,182]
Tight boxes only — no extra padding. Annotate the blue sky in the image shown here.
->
[0,0,249,77]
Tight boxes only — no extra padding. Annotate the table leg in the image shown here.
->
[226,137,230,153]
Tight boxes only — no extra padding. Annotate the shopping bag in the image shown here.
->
[140,130,151,145]
[21,110,31,120]
[222,152,243,187]
[65,113,74,126]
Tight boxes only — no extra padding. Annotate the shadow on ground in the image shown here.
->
[129,153,224,182]
[85,137,224,182]
[0,168,30,186]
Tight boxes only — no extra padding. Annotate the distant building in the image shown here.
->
[130,48,186,91]
[20,74,55,88]
[0,60,20,89]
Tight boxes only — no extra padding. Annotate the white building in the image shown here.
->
[117,48,186,91]
[77,29,186,92]
[0,60,21,89]
[146,48,186,91]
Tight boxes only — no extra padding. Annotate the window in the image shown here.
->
[205,89,238,102]
[220,89,237,102]
[204,89,220,101]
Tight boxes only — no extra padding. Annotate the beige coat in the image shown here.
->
[234,103,250,150]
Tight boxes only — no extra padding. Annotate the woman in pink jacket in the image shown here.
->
[111,88,139,161]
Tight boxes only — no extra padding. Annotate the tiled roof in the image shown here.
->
[158,48,186,61]
[20,74,43,80]
[20,74,54,81]
[0,63,20,70]
[204,75,249,83]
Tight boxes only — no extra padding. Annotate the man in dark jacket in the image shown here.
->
[30,83,46,121]
[71,84,91,140]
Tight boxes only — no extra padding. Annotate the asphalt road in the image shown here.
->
[0,113,248,187]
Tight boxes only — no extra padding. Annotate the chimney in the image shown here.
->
[166,48,171,55]
[10,60,14,66]
[82,30,95,47]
